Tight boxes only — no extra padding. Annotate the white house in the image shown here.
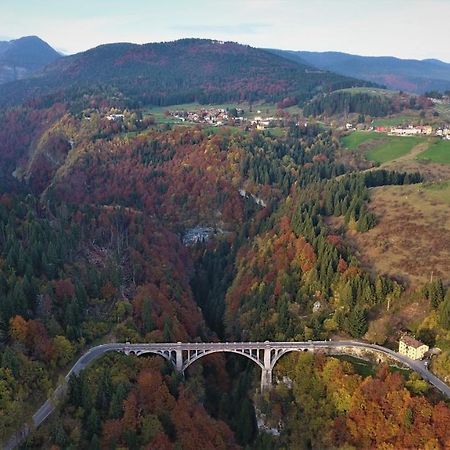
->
[398,335,429,360]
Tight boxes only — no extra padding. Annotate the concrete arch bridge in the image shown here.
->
[6,340,450,450]
[70,340,449,393]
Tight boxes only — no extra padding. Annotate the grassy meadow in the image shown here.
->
[417,139,450,164]
[366,136,424,163]
[340,131,385,150]
[372,114,419,127]
[341,131,427,164]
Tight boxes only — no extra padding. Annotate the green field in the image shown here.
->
[340,131,385,150]
[417,139,450,164]
[372,114,419,127]
[266,126,287,137]
[335,87,396,96]
[203,125,246,136]
[341,131,425,163]
[367,136,424,164]
[143,102,201,124]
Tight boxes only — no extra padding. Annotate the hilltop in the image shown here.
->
[0,35,61,84]
[0,38,370,107]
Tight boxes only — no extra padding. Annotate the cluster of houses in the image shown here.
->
[436,128,450,139]
[168,108,244,126]
[428,95,450,105]
[374,124,450,139]
[250,115,278,130]
[168,107,281,129]
[386,125,433,136]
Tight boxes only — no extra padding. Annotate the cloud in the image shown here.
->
[171,22,271,35]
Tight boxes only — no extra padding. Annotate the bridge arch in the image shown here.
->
[269,348,310,371]
[182,348,265,372]
[124,348,177,369]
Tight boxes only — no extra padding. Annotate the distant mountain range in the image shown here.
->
[0,35,61,84]
[0,38,369,108]
[269,50,450,94]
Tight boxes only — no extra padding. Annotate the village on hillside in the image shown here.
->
[377,124,450,139]
[345,122,450,140]
[167,107,281,129]
[99,102,450,139]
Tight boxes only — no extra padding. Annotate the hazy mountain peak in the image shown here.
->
[0,35,61,84]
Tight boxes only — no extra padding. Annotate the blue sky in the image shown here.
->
[1,0,450,61]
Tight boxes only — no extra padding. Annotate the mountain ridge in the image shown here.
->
[0,38,372,108]
[268,49,450,94]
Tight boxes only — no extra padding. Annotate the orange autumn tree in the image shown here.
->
[225,216,317,340]
[98,365,237,449]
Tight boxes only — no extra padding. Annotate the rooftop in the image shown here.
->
[400,334,426,349]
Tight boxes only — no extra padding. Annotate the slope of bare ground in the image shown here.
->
[383,158,450,182]
[343,184,450,288]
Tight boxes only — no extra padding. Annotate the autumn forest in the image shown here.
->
[1,36,450,450]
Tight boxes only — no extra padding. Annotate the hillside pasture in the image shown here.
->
[341,131,426,164]
[343,183,450,288]
[340,131,385,150]
[366,136,424,164]
[417,139,450,164]
[372,114,419,127]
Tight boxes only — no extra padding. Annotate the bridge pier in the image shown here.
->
[261,348,273,391]
[175,349,183,373]
[261,368,272,391]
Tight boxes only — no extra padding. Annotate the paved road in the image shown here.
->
[4,340,450,449]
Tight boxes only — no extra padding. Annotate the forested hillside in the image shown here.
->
[303,90,396,117]
[0,39,371,108]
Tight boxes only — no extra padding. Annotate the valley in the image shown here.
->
[0,32,450,450]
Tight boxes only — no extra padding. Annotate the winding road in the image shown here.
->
[4,340,450,450]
